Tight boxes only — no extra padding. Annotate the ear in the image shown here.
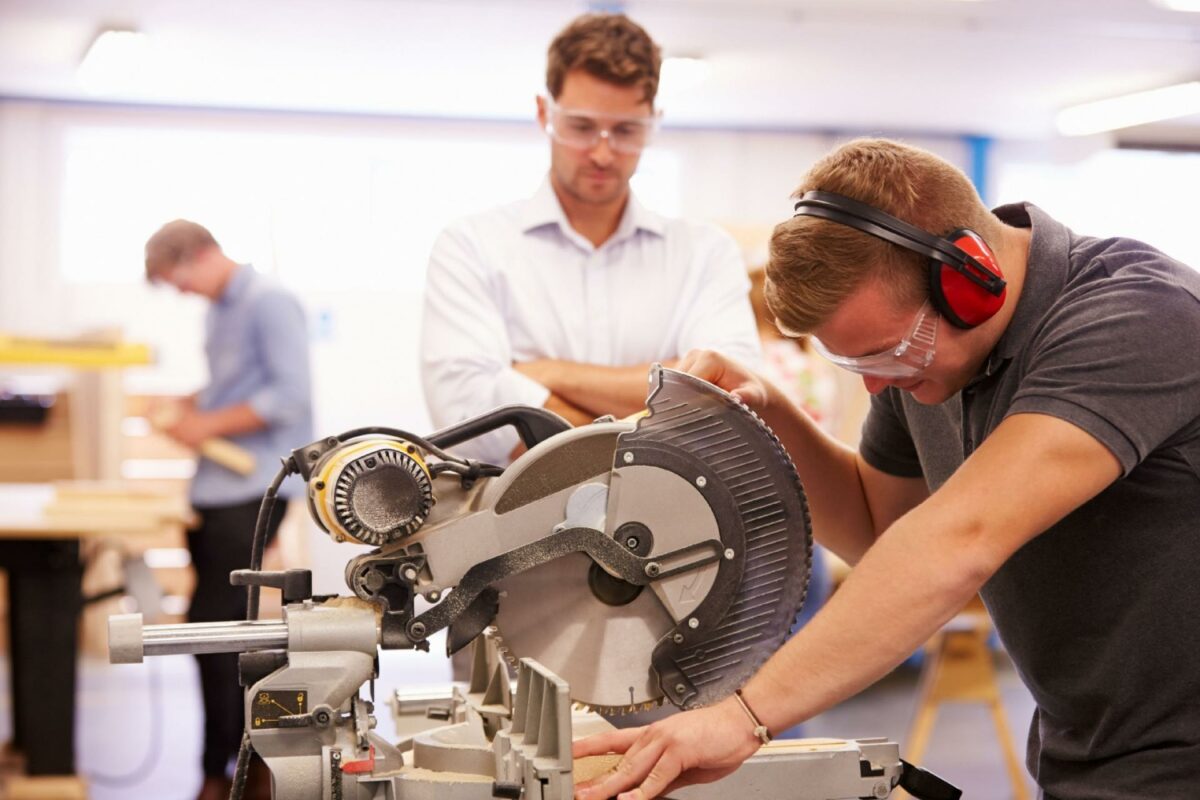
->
[536,95,549,130]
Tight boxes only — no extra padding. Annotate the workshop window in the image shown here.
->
[995,147,1200,271]
[58,122,682,288]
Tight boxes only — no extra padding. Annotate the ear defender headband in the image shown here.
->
[792,190,1007,329]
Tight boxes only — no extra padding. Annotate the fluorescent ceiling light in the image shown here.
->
[1056,81,1200,136]
[1155,0,1200,10]
[78,28,150,93]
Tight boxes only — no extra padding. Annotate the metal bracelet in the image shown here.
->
[733,689,772,745]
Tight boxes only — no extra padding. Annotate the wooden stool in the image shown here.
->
[898,602,1029,800]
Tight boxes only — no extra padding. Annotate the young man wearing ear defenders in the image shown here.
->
[573,138,1200,800]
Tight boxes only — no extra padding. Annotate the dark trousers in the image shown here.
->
[188,499,284,778]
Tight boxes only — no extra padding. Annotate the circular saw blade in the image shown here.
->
[492,552,676,713]
[491,426,723,712]
[492,365,811,713]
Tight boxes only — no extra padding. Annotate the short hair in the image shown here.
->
[546,14,662,105]
[749,265,811,351]
[765,138,1006,335]
[144,219,218,282]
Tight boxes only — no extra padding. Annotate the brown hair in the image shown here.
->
[765,138,1006,335]
[144,219,218,281]
[546,14,662,105]
[749,266,811,351]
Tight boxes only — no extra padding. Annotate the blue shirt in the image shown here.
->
[192,264,313,507]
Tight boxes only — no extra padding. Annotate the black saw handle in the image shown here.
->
[899,759,962,800]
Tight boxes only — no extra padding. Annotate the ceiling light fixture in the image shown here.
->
[78,27,150,93]
[1154,0,1200,11]
[1056,81,1200,136]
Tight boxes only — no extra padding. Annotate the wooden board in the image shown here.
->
[6,775,88,799]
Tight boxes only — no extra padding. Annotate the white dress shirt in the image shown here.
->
[419,177,762,464]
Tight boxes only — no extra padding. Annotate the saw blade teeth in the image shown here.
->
[576,697,666,717]
[488,629,528,672]
[494,621,666,712]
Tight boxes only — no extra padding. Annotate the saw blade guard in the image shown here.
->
[610,365,812,709]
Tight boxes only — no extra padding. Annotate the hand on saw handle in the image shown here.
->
[572,698,763,800]
[677,349,775,412]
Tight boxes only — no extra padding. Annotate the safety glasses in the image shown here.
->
[810,301,939,378]
[542,96,660,155]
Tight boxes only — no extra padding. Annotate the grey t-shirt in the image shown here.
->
[860,203,1200,799]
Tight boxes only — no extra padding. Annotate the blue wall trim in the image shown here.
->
[965,135,993,204]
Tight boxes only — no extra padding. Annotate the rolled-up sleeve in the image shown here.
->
[247,291,312,427]
[419,224,549,463]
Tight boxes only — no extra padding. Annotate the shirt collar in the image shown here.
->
[519,175,666,247]
[216,263,254,306]
[987,202,1071,369]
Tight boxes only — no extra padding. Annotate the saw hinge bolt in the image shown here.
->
[672,633,684,644]
[724,548,735,560]
[645,562,661,577]
[695,476,707,488]
[687,617,699,629]
[622,451,634,464]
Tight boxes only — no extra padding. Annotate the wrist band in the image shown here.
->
[733,689,772,745]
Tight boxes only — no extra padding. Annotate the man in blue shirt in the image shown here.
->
[145,219,313,800]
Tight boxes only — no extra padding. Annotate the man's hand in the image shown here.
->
[573,700,761,800]
[164,409,215,449]
[677,349,772,412]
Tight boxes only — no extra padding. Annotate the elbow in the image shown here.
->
[943,512,1011,598]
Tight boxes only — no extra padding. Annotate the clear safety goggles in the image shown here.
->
[810,301,940,378]
[542,96,660,155]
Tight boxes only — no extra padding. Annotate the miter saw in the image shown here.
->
[108,366,959,800]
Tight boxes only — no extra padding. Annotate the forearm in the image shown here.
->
[201,402,268,439]
[758,381,879,563]
[741,508,989,733]
[545,393,596,426]
[538,360,677,417]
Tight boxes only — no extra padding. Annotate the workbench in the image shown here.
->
[0,483,187,793]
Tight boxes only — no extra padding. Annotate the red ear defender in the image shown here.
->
[791,191,1007,329]
[930,229,1006,329]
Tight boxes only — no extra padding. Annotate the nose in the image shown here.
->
[588,133,616,166]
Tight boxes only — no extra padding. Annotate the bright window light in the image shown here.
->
[78,29,150,93]
[996,148,1200,271]
[59,125,680,287]
[1155,0,1200,10]
[1056,81,1200,136]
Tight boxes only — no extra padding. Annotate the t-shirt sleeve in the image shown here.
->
[859,389,925,478]
[1006,269,1200,475]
